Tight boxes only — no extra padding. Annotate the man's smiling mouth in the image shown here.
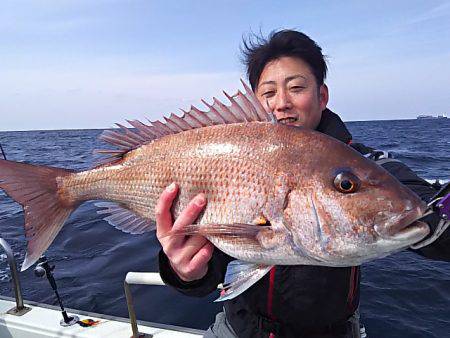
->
[277,117,298,125]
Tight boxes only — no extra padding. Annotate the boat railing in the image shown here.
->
[0,238,31,316]
[124,271,165,338]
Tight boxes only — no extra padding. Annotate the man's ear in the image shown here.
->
[319,84,329,111]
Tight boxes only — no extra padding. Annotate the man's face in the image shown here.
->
[255,56,329,130]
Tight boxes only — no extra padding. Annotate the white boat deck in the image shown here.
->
[0,297,203,338]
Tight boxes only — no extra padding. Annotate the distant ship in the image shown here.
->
[417,114,448,119]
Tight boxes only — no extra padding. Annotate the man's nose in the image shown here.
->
[273,90,292,112]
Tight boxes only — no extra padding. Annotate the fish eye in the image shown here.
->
[334,171,360,193]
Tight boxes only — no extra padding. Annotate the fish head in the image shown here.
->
[284,140,429,266]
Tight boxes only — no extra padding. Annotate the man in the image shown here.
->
[155,30,449,338]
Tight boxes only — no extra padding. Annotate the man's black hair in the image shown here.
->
[241,29,327,91]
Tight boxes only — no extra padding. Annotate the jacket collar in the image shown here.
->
[316,108,352,144]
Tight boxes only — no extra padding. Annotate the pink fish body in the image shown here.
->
[0,83,429,283]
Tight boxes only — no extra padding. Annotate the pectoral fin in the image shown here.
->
[165,223,269,238]
[215,260,273,302]
[165,223,285,250]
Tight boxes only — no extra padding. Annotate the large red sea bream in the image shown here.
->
[0,82,429,300]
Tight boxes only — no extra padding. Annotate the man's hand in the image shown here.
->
[155,183,214,282]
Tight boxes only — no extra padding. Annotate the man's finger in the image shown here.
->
[181,235,210,260]
[155,183,178,237]
[190,242,214,269]
[172,193,207,231]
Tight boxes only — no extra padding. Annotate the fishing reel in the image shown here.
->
[410,182,450,249]
[427,181,449,220]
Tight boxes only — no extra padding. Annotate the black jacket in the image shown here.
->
[159,109,450,337]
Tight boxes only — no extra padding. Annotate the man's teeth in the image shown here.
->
[278,117,298,124]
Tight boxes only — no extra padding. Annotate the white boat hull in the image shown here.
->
[0,296,203,338]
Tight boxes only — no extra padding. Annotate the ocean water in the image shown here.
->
[0,119,449,337]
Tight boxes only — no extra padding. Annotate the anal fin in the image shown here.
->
[215,260,272,302]
[95,202,155,234]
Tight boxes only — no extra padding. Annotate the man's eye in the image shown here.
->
[290,86,305,92]
[262,91,275,98]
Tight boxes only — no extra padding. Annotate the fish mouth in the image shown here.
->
[277,117,298,125]
[384,220,429,242]
[374,204,430,243]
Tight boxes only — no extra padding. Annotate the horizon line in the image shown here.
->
[0,117,427,133]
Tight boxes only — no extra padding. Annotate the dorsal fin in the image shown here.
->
[94,80,269,166]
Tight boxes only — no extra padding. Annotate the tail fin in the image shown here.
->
[0,159,76,271]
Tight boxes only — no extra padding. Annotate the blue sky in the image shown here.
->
[1,0,449,131]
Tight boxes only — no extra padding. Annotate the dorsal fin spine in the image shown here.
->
[164,115,185,132]
[235,90,259,121]
[190,106,215,125]
[213,97,239,123]
[180,110,205,127]
[240,80,268,121]
[240,90,266,121]
[115,124,144,145]
[126,120,157,139]
[169,113,192,130]
[201,99,227,124]
[94,81,269,167]
[108,131,138,147]
[150,120,172,135]
[117,123,147,143]
[224,91,250,122]
[100,133,134,149]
